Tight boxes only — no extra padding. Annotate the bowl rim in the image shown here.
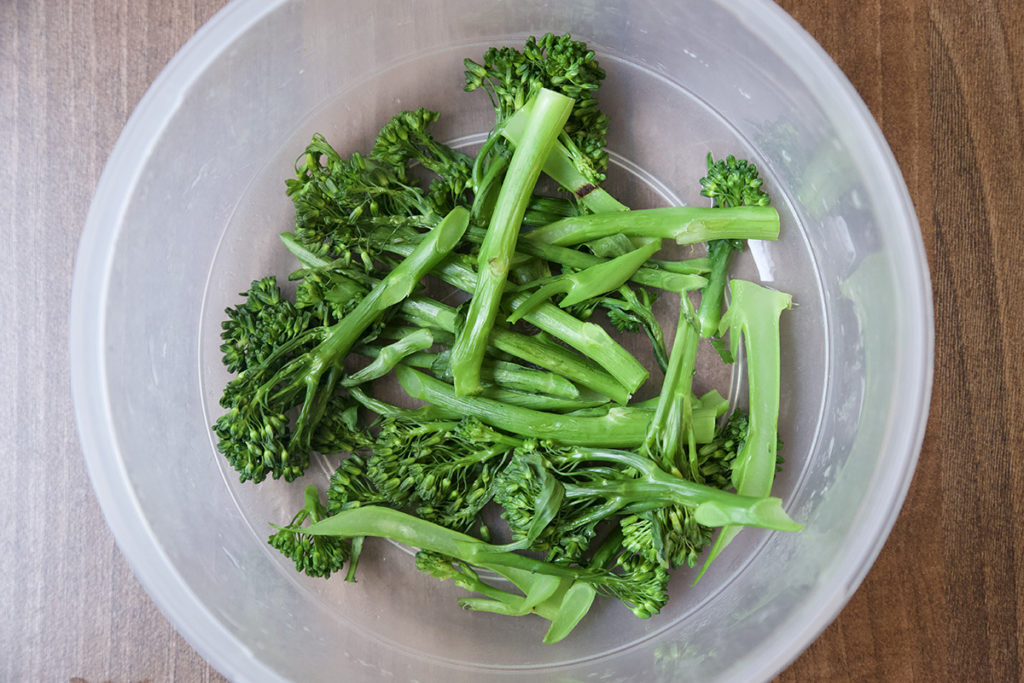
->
[70,1,289,680]
[70,0,933,680]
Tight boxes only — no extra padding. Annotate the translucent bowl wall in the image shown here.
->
[70,0,932,680]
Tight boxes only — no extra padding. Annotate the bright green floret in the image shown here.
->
[213,207,468,483]
[269,485,350,580]
[695,153,773,339]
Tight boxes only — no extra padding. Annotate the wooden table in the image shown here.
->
[2,1,1019,680]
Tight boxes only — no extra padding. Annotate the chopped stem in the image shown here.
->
[507,239,662,322]
[342,328,434,386]
[387,245,644,400]
[525,206,780,247]
[395,366,651,448]
[451,88,575,395]
[501,103,628,214]
[697,280,793,581]
[397,296,630,404]
[695,239,740,338]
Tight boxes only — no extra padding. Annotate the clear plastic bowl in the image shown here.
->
[70,0,933,680]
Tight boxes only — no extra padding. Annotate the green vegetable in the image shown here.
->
[214,207,467,483]
[398,295,632,404]
[302,505,670,643]
[695,153,773,338]
[525,205,780,247]
[697,280,792,581]
[430,349,580,399]
[386,242,648,400]
[507,239,665,322]
[493,443,801,566]
[501,96,627,214]
[464,32,623,215]
[395,365,652,448]
[343,328,434,386]
[212,33,802,644]
[269,485,351,580]
[450,88,575,396]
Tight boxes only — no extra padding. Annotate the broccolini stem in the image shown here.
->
[429,350,580,399]
[525,206,780,247]
[398,296,631,403]
[697,280,793,581]
[501,104,627,214]
[387,245,645,400]
[466,225,709,291]
[503,291,649,397]
[306,206,468,362]
[471,150,508,224]
[556,447,801,531]
[395,366,651,447]
[342,328,434,386]
[562,479,799,531]
[507,239,662,322]
[487,328,628,404]
[263,208,467,454]
[522,196,578,227]
[473,386,609,413]
[648,257,712,275]
[451,88,575,396]
[642,294,700,476]
[284,228,629,403]
[694,239,740,338]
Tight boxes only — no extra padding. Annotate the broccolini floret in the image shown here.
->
[367,417,518,533]
[464,32,609,180]
[269,485,350,580]
[695,153,773,339]
[213,207,468,483]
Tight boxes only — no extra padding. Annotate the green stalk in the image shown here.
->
[471,153,508,225]
[342,329,434,386]
[274,208,467,448]
[429,350,579,399]
[695,239,741,338]
[303,505,601,641]
[507,239,663,322]
[467,225,709,291]
[395,366,651,448]
[585,233,639,257]
[641,295,700,477]
[697,280,793,581]
[451,88,575,395]
[387,245,644,400]
[501,103,628,214]
[504,292,649,396]
[557,449,801,532]
[476,386,608,413]
[522,196,579,226]
[487,329,629,404]
[525,206,780,247]
[650,257,712,275]
[398,296,630,404]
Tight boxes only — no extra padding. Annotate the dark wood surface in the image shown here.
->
[2,1,1019,680]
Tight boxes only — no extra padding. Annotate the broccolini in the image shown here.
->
[211,32,800,644]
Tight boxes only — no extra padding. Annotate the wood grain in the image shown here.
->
[0,3,227,680]
[1,0,1020,680]
[776,1,1024,680]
